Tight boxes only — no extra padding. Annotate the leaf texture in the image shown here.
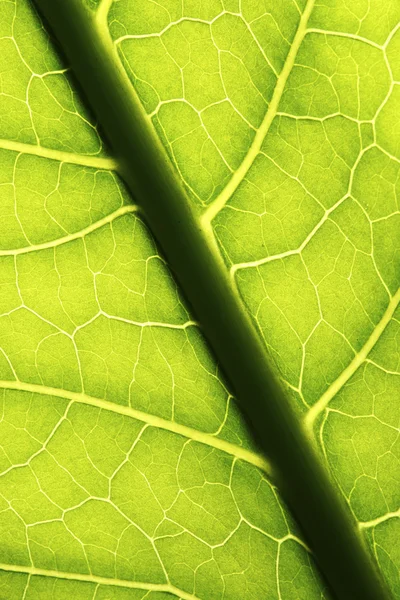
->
[106,0,400,595]
[0,0,399,598]
[0,1,329,598]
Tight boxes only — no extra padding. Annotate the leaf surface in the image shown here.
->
[107,0,400,594]
[0,1,329,598]
[0,0,398,598]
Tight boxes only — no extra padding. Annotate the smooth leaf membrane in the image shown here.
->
[0,0,399,598]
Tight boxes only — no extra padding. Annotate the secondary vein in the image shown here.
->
[0,563,201,600]
[0,379,270,474]
[0,138,119,170]
[0,204,138,256]
[359,510,400,529]
[305,287,400,431]
[200,0,315,227]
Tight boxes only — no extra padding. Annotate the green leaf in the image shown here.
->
[0,0,398,599]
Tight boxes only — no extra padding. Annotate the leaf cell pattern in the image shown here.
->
[109,0,400,595]
[0,0,329,599]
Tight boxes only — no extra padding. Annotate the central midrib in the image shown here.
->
[28,1,393,598]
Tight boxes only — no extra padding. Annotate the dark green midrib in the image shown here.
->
[31,2,391,599]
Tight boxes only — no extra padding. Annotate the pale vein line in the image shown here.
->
[305,28,383,50]
[305,288,400,430]
[230,194,346,274]
[0,563,200,600]
[0,379,270,474]
[359,509,400,529]
[0,205,138,256]
[0,138,119,171]
[200,0,315,226]
[99,314,199,330]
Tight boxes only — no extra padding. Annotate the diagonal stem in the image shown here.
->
[31,1,392,599]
